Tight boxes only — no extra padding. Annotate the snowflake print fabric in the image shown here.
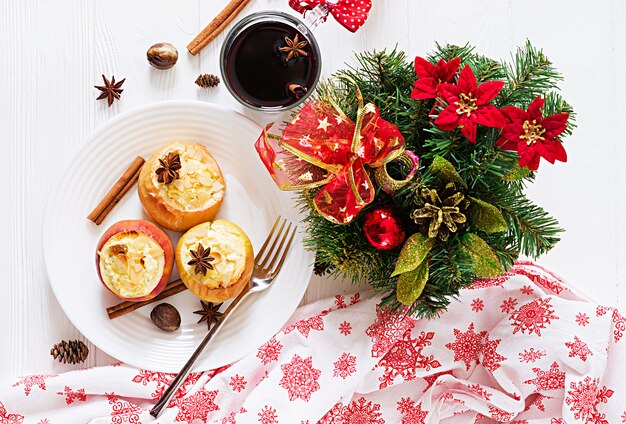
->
[1,262,625,423]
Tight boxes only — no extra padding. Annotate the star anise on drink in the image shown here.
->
[188,243,215,276]
[193,301,223,330]
[155,152,182,184]
[94,75,126,107]
[279,34,308,62]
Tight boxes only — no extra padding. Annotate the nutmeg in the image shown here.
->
[150,303,181,332]
[147,43,178,70]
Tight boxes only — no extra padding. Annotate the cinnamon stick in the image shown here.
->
[187,0,252,55]
[87,156,145,225]
[106,279,188,320]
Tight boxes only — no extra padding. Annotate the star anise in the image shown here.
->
[155,152,182,184]
[193,301,223,330]
[94,75,125,107]
[188,243,215,276]
[278,34,308,62]
[411,182,469,241]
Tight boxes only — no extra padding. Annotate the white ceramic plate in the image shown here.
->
[43,101,314,373]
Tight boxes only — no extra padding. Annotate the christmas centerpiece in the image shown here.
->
[256,42,575,317]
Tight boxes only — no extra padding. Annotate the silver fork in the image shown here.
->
[150,217,297,417]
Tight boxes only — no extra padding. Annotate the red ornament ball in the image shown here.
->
[362,206,406,250]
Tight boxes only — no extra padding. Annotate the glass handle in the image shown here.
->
[297,4,329,32]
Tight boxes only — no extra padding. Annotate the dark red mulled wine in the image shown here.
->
[221,12,321,111]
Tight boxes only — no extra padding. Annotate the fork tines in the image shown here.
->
[255,216,297,274]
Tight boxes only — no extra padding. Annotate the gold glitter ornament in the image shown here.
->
[411,183,469,241]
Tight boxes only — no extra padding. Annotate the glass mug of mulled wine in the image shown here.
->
[220,11,322,111]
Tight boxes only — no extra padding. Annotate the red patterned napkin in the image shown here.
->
[2,262,625,423]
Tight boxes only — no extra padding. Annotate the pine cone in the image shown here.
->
[411,182,469,241]
[195,73,220,88]
[313,255,334,276]
[50,340,89,364]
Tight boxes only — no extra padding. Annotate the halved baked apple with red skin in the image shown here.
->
[96,219,174,301]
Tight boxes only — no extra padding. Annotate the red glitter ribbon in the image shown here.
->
[288,0,372,32]
[255,77,405,224]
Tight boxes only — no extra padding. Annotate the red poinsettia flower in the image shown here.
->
[411,56,461,100]
[497,96,568,170]
[434,65,506,143]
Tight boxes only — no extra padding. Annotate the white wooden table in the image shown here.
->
[2,0,625,378]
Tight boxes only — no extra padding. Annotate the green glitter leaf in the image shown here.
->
[468,197,508,233]
[397,260,429,305]
[460,233,503,277]
[503,166,532,182]
[429,156,467,189]
[391,232,434,277]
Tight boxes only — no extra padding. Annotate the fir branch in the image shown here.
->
[489,190,563,258]
[498,40,563,107]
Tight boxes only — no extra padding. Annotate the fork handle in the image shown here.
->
[149,284,252,418]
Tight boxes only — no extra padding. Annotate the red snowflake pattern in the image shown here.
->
[279,354,321,401]
[131,369,201,401]
[230,374,247,392]
[596,305,611,317]
[0,401,24,424]
[467,383,492,400]
[524,394,547,412]
[471,298,484,312]
[37,420,50,424]
[396,398,428,424]
[521,285,534,295]
[258,406,278,424]
[284,313,326,338]
[423,370,454,390]
[378,331,441,389]
[468,273,512,289]
[622,411,626,422]
[339,321,352,336]
[500,297,518,313]
[565,377,613,423]
[57,386,87,404]
[524,361,565,391]
[257,337,283,365]
[341,397,385,424]
[12,374,56,396]
[366,305,415,358]
[445,323,487,371]
[612,309,625,343]
[551,419,564,424]
[575,312,590,327]
[509,297,559,336]
[512,263,565,294]
[333,352,357,379]
[174,389,219,423]
[481,335,507,372]
[106,392,142,424]
[518,348,546,363]
[565,336,593,362]
[334,295,347,309]
[350,293,361,305]
[397,397,414,414]
[489,406,515,422]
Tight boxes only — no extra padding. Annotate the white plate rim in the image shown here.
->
[42,100,313,371]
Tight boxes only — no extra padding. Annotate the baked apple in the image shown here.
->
[96,220,174,301]
[138,142,226,232]
[176,220,254,303]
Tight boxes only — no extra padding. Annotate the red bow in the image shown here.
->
[289,0,372,32]
[255,78,404,224]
